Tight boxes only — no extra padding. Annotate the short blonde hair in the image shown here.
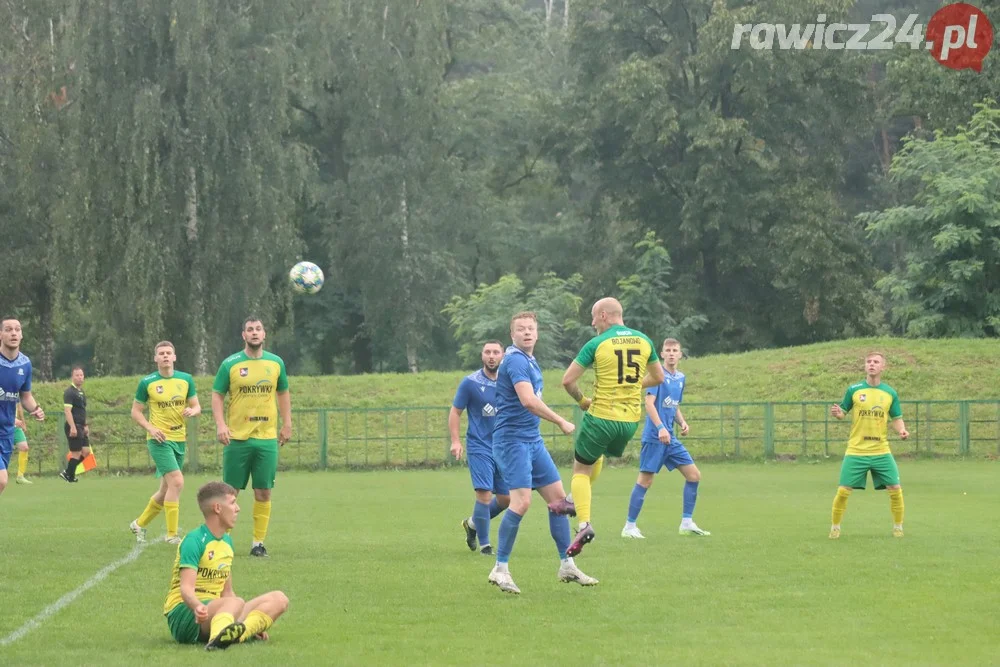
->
[154,340,175,353]
[865,350,886,361]
[510,311,537,330]
[662,338,681,348]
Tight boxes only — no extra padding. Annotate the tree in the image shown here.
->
[861,101,1000,337]
[443,272,588,368]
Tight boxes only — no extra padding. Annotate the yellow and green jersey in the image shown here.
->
[212,350,289,440]
[839,381,902,456]
[135,371,197,441]
[163,524,234,615]
[574,326,658,422]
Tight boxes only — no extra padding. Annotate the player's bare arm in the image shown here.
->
[513,381,575,435]
[892,418,909,440]
[182,396,202,419]
[212,392,231,445]
[676,407,689,436]
[830,404,845,419]
[561,361,590,410]
[277,390,292,446]
[20,391,43,421]
[132,400,166,442]
[448,406,464,459]
[641,362,665,388]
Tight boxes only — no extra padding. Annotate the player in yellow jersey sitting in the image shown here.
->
[560,298,663,556]
[130,341,201,544]
[213,317,292,558]
[163,481,289,650]
[829,351,909,539]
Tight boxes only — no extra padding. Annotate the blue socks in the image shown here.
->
[627,484,648,523]
[683,481,699,519]
[549,510,571,559]
[496,510,523,564]
[488,497,504,519]
[473,500,492,547]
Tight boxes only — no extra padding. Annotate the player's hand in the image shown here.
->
[255,632,269,642]
[830,404,843,419]
[679,422,689,436]
[148,426,166,443]
[898,428,909,440]
[14,418,25,430]
[279,423,292,447]
[68,426,77,437]
[577,397,592,411]
[30,407,44,422]
[558,419,576,436]
[217,425,231,446]
[84,424,90,437]
[194,604,209,624]
[181,407,197,418]
[450,441,463,460]
[658,429,671,445]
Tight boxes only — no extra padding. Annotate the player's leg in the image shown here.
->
[535,447,598,587]
[831,456,868,538]
[0,446,9,496]
[14,428,31,484]
[131,475,168,542]
[235,591,290,642]
[569,414,608,537]
[871,454,904,536]
[201,597,249,651]
[222,439,253,491]
[624,440,664,537]
[488,441,528,593]
[162,468,185,543]
[482,463,510,555]
[249,438,278,556]
[464,452,494,551]
[669,444,708,535]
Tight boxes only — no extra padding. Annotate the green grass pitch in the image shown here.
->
[1,462,997,665]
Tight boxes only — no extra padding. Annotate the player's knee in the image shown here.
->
[510,496,531,514]
[272,591,289,612]
[686,467,701,483]
[496,495,510,509]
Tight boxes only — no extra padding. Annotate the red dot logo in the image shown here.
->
[926,3,993,72]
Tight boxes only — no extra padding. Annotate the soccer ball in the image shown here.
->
[289,261,324,294]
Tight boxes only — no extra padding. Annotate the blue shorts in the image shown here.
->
[639,439,694,474]
[493,439,561,491]
[0,435,13,471]
[467,450,510,495]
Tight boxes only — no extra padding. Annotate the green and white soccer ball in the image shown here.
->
[289,261,324,295]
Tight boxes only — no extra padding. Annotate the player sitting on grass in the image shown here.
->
[163,481,289,650]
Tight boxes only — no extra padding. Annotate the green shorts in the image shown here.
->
[223,438,279,490]
[166,600,210,644]
[839,453,900,490]
[574,413,638,465]
[147,440,185,477]
[13,427,26,445]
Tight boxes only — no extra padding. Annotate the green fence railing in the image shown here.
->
[13,400,1000,476]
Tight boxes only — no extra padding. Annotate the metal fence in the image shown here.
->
[15,400,1000,476]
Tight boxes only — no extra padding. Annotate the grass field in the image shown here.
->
[2,462,997,666]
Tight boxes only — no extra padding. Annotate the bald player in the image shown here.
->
[560,298,663,557]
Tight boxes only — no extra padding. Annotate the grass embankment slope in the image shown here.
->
[27,337,999,410]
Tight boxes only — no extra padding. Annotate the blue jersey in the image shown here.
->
[641,367,685,442]
[493,345,543,444]
[0,352,32,438]
[452,369,498,455]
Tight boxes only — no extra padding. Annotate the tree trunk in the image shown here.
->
[563,0,569,30]
[185,166,209,375]
[36,279,55,380]
[400,178,419,373]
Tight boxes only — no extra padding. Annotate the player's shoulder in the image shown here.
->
[261,351,285,364]
[172,370,195,382]
[0,352,30,368]
[140,371,160,383]
[878,382,899,397]
[846,380,868,392]
[221,351,246,366]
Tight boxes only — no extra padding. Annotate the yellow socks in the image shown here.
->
[589,456,604,483]
[253,500,272,543]
[570,474,592,525]
[164,501,180,537]
[17,450,27,477]
[240,610,274,642]
[137,498,164,528]
[209,612,236,639]
[888,488,904,525]
[831,487,851,525]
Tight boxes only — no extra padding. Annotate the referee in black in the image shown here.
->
[60,366,89,482]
